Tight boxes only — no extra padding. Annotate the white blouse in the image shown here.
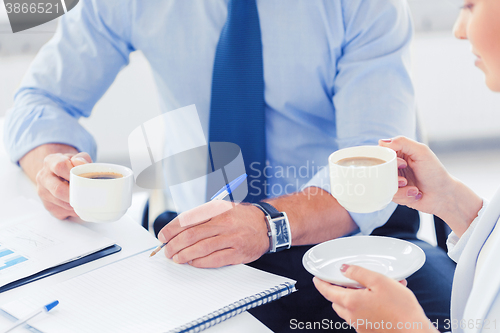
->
[446,197,500,333]
[475,216,500,280]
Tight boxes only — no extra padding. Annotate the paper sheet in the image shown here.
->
[1,251,296,333]
[0,198,115,288]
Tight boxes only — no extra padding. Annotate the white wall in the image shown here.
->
[412,32,500,143]
[407,0,460,32]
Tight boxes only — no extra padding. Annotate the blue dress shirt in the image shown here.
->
[4,0,416,234]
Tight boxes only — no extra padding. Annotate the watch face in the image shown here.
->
[275,219,289,246]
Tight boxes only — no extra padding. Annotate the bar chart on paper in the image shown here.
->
[0,223,61,272]
[0,245,28,271]
[0,198,115,289]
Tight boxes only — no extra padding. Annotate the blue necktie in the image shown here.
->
[209,0,266,202]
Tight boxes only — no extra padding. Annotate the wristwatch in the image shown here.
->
[253,202,292,253]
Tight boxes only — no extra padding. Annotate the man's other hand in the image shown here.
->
[158,202,270,268]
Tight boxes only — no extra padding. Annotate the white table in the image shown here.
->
[0,117,272,333]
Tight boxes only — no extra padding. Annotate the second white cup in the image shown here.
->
[328,146,397,213]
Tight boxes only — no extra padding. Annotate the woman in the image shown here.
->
[313,1,500,332]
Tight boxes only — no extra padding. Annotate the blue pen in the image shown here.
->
[3,300,59,333]
[149,173,248,257]
[210,173,248,200]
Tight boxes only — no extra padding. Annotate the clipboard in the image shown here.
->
[0,244,121,293]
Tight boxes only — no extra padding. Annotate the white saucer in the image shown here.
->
[303,236,426,288]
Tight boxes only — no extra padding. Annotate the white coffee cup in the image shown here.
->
[69,163,134,223]
[328,146,397,213]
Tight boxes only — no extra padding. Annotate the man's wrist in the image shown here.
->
[251,205,273,253]
[253,202,292,253]
[19,143,78,183]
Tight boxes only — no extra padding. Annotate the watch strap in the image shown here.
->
[253,202,291,253]
[255,202,281,219]
[253,203,273,253]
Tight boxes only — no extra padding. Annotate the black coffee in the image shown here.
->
[79,172,123,179]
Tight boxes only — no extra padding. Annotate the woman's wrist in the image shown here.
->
[435,177,482,237]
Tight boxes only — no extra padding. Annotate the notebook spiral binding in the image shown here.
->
[171,282,296,333]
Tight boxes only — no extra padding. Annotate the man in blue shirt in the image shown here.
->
[4,0,454,331]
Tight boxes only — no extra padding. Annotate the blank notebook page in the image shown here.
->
[1,250,296,333]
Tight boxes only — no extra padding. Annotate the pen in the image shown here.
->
[2,300,59,333]
[149,173,248,257]
[209,173,248,201]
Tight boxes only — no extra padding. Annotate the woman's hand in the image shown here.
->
[379,137,454,216]
[313,265,437,333]
[379,137,482,236]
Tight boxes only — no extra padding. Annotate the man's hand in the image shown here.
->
[19,143,92,220]
[176,200,236,227]
[36,152,92,219]
[158,203,270,268]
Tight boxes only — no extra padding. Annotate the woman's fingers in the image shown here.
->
[397,157,408,169]
[341,265,387,290]
[392,186,422,205]
[398,176,407,187]
[313,263,431,332]
[379,136,429,161]
[313,277,352,307]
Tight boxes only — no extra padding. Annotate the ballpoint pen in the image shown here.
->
[149,173,248,257]
[2,300,59,333]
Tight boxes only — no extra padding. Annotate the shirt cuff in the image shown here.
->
[302,166,398,235]
[447,199,488,263]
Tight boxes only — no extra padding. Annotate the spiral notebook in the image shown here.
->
[0,249,296,333]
